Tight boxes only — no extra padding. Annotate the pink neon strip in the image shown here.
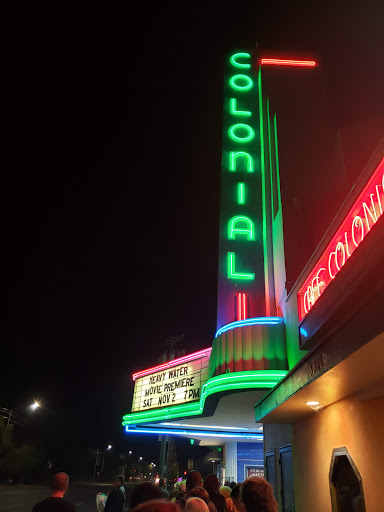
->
[132,348,212,380]
[237,292,242,321]
[242,293,246,320]
[260,58,316,67]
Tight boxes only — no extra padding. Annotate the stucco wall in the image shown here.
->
[292,395,384,512]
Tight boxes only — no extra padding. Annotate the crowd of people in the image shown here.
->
[32,470,277,512]
[129,470,277,512]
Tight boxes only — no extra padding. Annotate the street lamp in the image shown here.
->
[0,401,41,457]
[139,457,143,461]
[129,450,132,454]
[92,445,113,481]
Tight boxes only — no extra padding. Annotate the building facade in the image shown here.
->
[123,49,383,510]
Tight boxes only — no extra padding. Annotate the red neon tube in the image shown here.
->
[298,156,384,321]
[260,58,316,67]
[132,347,212,380]
[237,292,242,321]
[242,293,246,320]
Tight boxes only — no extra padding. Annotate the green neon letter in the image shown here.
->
[238,182,245,204]
[227,252,255,280]
[229,52,251,69]
[229,151,254,173]
[230,98,251,117]
[228,215,255,240]
[229,75,253,91]
[228,124,255,143]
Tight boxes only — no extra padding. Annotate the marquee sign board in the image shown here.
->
[131,351,210,412]
[298,156,384,321]
[217,51,265,331]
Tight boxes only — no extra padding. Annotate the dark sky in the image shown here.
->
[1,1,383,470]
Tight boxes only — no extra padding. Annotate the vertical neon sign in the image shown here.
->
[217,51,265,331]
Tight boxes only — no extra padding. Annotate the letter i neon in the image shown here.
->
[238,182,245,204]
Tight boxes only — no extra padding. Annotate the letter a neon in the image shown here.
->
[228,216,255,240]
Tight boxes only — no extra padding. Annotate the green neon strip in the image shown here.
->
[122,370,288,426]
[230,98,251,117]
[227,252,255,280]
[229,151,254,173]
[267,98,274,215]
[228,123,255,143]
[273,114,282,207]
[258,67,269,313]
[228,215,255,240]
[229,75,253,92]
[229,53,251,69]
[238,182,245,205]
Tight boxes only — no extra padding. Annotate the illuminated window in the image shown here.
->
[229,52,251,69]
[228,124,255,143]
[229,151,254,173]
[230,98,251,117]
[229,75,253,91]
[228,216,255,240]
[237,182,245,205]
[227,253,255,280]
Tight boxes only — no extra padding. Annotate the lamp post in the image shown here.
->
[92,445,113,481]
[0,402,41,457]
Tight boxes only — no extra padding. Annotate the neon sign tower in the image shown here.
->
[217,51,275,330]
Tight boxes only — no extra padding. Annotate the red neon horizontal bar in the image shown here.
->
[260,58,316,67]
[132,348,212,381]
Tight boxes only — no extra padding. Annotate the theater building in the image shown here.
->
[123,49,383,510]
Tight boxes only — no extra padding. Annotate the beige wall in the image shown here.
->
[292,394,384,512]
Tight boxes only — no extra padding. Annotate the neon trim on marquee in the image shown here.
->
[125,426,263,440]
[215,316,284,338]
[123,370,288,426]
[132,348,212,381]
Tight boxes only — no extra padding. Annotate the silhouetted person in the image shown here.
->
[185,497,209,512]
[32,472,76,512]
[225,483,243,512]
[240,477,277,512]
[130,482,163,509]
[105,475,126,512]
[158,477,169,498]
[203,474,225,512]
[219,486,231,500]
[132,500,180,512]
[177,471,217,512]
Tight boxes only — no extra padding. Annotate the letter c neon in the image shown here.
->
[230,53,251,69]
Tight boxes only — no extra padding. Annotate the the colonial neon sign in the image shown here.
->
[298,156,384,320]
[217,50,264,330]
[226,52,256,284]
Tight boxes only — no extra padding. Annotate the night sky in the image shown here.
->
[2,2,383,472]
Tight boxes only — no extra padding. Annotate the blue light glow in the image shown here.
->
[215,317,284,338]
[125,426,263,440]
[300,327,308,337]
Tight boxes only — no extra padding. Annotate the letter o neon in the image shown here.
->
[335,242,346,271]
[228,124,255,143]
[352,216,364,247]
[229,74,253,91]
